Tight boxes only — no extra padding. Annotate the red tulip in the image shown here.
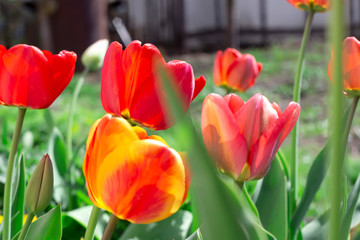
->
[83,114,190,224]
[213,48,262,92]
[0,44,76,109]
[101,40,206,130]
[201,93,300,181]
[286,0,330,12]
[328,37,360,97]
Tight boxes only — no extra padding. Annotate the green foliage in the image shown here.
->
[62,206,109,240]
[255,158,288,240]
[120,210,192,240]
[24,205,62,240]
[11,154,25,238]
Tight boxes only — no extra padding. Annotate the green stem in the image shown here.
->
[329,0,344,238]
[289,8,314,224]
[17,212,35,240]
[101,215,119,240]
[84,205,101,240]
[242,183,259,218]
[66,68,89,164]
[342,97,358,149]
[66,68,89,209]
[2,108,27,240]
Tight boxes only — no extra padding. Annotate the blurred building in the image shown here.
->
[0,0,359,55]
[124,0,360,52]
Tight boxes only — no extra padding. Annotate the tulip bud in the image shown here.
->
[25,154,54,214]
[81,39,109,71]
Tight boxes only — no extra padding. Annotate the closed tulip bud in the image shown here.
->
[81,39,109,71]
[25,154,53,214]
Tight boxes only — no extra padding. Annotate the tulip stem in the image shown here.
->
[17,212,35,240]
[66,67,89,164]
[84,205,101,240]
[289,10,314,239]
[329,0,344,238]
[66,68,89,209]
[343,97,358,150]
[101,214,119,240]
[2,107,27,240]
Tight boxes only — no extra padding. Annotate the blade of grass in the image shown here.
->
[157,67,267,240]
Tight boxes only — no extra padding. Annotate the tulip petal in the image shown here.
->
[0,45,75,109]
[83,115,139,204]
[226,54,260,92]
[248,102,300,180]
[192,75,206,100]
[167,60,195,109]
[101,41,125,116]
[222,48,242,81]
[0,45,50,108]
[213,51,223,85]
[46,50,77,108]
[201,93,248,178]
[224,93,244,115]
[97,139,185,224]
[235,93,279,148]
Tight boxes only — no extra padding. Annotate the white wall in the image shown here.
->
[128,0,358,37]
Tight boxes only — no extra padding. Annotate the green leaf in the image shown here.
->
[43,109,55,132]
[255,157,287,240]
[220,176,274,240]
[62,206,109,240]
[340,173,360,239]
[186,229,203,240]
[189,188,200,232]
[2,117,8,148]
[24,205,62,240]
[119,210,192,240]
[48,128,69,208]
[157,67,267,240]
[302,212,329,240]
[11,154,25,238]
[48,128,67,178]
[290,144,328,230]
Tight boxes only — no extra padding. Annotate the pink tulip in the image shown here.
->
[201,93,300,181]
[213,48,262,92]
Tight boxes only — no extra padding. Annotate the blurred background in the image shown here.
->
[1,0,359,59]
[1,1,360,230]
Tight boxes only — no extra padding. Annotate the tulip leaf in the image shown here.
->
[43,109,55,133]
[119,210,193,240]
[11,153,25,238]
[220,175,275,239]
[48,128,69,208]
[157,67,268,240]
[2,117,8,148]
[62,206,109,240]
[339,172,360,239]
[290,144,328,231]
[186,228,203,240]
[255,157,287,240]
[48,128,67,178]
[302,211,329,240]
[24,205,62,240]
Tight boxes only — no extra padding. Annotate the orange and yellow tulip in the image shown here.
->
[201,93,300,182]
[328,37,360,97]
[101,40,206,130]
[286,0,330,12]
[83,114,190,224]
[213,48,262,92]
[0,44,76,109]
